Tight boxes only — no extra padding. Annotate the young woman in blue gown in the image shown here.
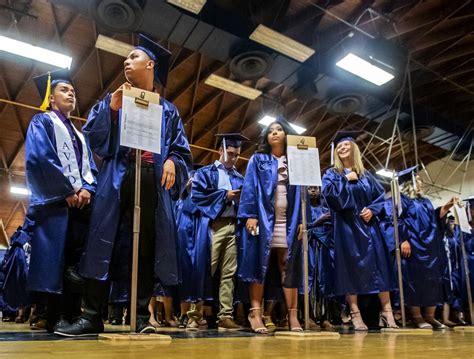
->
[322,132,398,330]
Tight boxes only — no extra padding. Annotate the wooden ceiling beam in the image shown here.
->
[183,91,223,125]
[170,61,226,104]
[193,97,249,141]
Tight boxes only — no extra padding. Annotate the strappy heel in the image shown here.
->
[288,308,303,332]
[350,311,368,331]
[263,315,276,332]
[379,309,399,329]
[248,308,268,334]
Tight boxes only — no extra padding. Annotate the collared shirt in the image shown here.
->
[53,110,83,173]
[214,160,236,218]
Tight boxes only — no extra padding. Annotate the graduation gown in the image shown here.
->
[444,225,463,310]
[191,163,244,291]
[322,168,396,296]
[237,153,303,288]
[461,228,474,305]
[25,113,98,294]
[78,95,192,285]
[308,203,335,296]
[1,215,34,309]
[400,195,447,307]
[176,192,212,302]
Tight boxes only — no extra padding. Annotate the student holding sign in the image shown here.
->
[56,34,192,336]
[398,167,457,329]
[322,131,397,331]
[25,69,98,332]
[238,118,304,333]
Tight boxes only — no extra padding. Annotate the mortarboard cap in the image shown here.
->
[462,196,474,206]
[396,165,419,185]
[33,68,73,111]
[135,34,171,87]
[215,133,249,162]
[215,133,249,149]
[333,130,362,145]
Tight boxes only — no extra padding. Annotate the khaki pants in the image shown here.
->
[211,218,237,320]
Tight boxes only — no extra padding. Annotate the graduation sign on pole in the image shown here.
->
[287,135,320,331]
[120,86,162,334]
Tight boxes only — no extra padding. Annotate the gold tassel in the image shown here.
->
[39,72,51,111]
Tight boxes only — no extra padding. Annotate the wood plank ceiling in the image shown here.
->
[0,0,472,237]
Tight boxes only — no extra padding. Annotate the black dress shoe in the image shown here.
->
[54,317,104,337]
[53,318,71,332]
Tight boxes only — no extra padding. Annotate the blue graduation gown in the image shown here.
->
[237,153,303,288]
[400,195,446,307]
[2,215,35,309]
[461,229,474,304]
[176,192,212,302]
[322,168,396,296]
[444,225,463,310]
[381,197,397,253]
[191,163,244,293]
[78,95,192,285]
[25,113,98,294]
[308,203,335,296]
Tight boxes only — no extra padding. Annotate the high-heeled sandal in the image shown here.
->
[248,308,268,334]
[263,315,276,332]
[379,309,399,329]
[288,308,303,332]
[411,315,432,329]
[350,311,368,331]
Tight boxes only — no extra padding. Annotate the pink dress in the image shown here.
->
[271,155,288,248]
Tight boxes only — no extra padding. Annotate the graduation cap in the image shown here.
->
[33,68,73,111]
[462,196,474,206]
[396,165,419,191]
[135,34,171,87]
[215,133,249,162]
[331,130,362,165]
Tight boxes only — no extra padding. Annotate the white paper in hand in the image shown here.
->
[120,95,162,154]
[453,204,472,234]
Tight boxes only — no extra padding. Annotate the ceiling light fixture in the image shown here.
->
[336,53,394,86]
[258,115,307,134]
[204,74,262,100]
[249,25,315,63]
[0,35,72,68]
[10,186,30,196]
[376,168,395,178]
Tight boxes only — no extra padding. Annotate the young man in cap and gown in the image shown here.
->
[25,69,98,331]
[56,34,192,336]
[191,134,247,330]
[398,166,457,329]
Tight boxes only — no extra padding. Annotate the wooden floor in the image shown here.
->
[0,323,472,359]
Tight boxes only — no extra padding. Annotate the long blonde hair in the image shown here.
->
[334,141,365,176]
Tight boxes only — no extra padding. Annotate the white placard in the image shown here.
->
[120,94,162,153]
[287,146,322,186]
[453,204,473,234]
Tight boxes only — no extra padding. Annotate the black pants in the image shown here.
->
[34,206,90,324]
[82,164,157,324]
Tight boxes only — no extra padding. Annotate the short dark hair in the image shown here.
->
[257,117,295,154]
